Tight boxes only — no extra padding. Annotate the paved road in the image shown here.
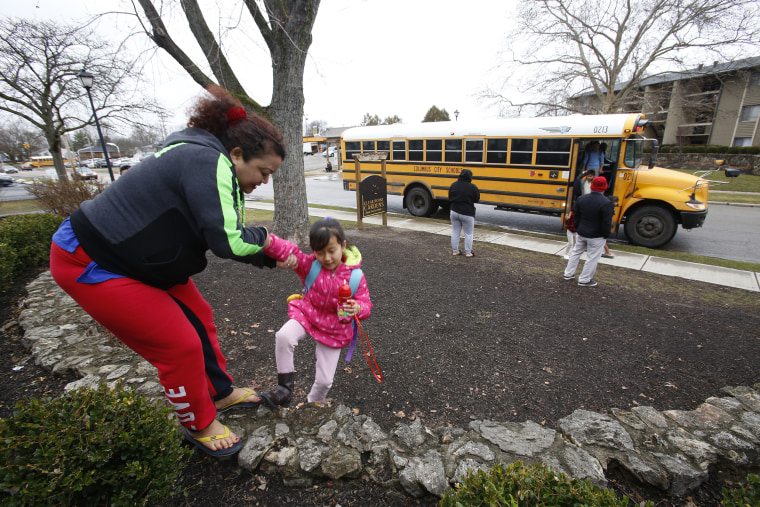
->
[3,161,757,263]
[249,160,760,264]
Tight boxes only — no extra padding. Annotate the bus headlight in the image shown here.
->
[685,201,706,210]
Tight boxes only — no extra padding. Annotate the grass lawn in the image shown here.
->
[670,167,760,192]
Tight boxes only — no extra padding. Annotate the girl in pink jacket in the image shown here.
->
[261,218,372,406]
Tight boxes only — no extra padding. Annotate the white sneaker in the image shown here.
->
[562,255,569,260]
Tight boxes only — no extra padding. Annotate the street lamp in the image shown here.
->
[77,70,114,182]
[454,110,459,121]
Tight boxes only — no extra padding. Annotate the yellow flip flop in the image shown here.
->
[183,425,242,457]
[216,387,261,414]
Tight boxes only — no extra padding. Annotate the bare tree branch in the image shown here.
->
[0,18,164,178]
[486,0,760,117]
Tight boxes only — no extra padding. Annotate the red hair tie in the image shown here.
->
[226,107,247,125]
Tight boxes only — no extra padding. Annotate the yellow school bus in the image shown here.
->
[29,155,55,167]
[341,114,717,248]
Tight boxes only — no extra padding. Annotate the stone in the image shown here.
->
[474,420,556,456]
[558,409,634,450]
[14,270,760,502]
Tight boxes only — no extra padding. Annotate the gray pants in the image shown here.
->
[450,211,475,254]
[564,235,605,283]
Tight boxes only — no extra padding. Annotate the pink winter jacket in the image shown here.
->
[265,234,372,349]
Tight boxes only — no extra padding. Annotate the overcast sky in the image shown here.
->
[6,0,516,132]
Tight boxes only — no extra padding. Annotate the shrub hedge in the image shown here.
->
[0,382,191,506]
[440,461,640,506]
[0,213,63,292]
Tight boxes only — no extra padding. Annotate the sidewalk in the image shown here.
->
[246,201,760,293]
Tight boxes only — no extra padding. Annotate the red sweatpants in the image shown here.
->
[49,242,233,431]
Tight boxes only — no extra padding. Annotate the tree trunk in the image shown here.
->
[269,51,310,245]
[264,1,317,245]
[45,131,68,182]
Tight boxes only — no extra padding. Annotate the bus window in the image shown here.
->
[536,138,572,166]
[345,141,361,160]
[510,138,533,165]
[445,139,462,163]
[465,139,484,163]
[409,139,424,161]
[392,140,406,161]
[426,139,442,162]
[486,138,508,164]
[362,140,375,153]
[623,139,644,168]
[377,140,390,153]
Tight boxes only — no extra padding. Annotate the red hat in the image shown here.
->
[590,176,608,192]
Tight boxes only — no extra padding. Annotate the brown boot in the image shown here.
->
[260,372,295,408]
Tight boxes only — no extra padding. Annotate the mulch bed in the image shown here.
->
[2,223,759,505]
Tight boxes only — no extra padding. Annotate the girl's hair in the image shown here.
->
[309,218,346,252]
[187,85,286,161]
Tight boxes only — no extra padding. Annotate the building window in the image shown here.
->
[733,137,752,147]
[739,105,760,122]
[749,72,760,87]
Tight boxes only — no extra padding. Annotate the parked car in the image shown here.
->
[0,173,14,186]
[72,167,98,181]
[19,163,33,171]
[0,165,18,174]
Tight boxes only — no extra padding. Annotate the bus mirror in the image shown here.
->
[724,168,741,178]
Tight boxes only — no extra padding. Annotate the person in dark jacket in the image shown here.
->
[563,176,614,286]
[448,169,480,257]
[49,86,286,457]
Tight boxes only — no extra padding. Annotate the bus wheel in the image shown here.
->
[406,187,435,217]
[624,205,676,248]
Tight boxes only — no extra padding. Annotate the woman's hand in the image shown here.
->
[277,253,298,270]
[262,227,272,249]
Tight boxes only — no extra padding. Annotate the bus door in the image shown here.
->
[610,138,643,230]
[562,140,584,226]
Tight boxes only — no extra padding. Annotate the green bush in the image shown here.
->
[0,242,19,292]
[0,213,63,292]
[440,461,637,506]
[722,473,760,506]
[0,381,192,506]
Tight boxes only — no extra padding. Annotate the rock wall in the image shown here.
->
[656,153,760,175]
[18,271,760,499]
